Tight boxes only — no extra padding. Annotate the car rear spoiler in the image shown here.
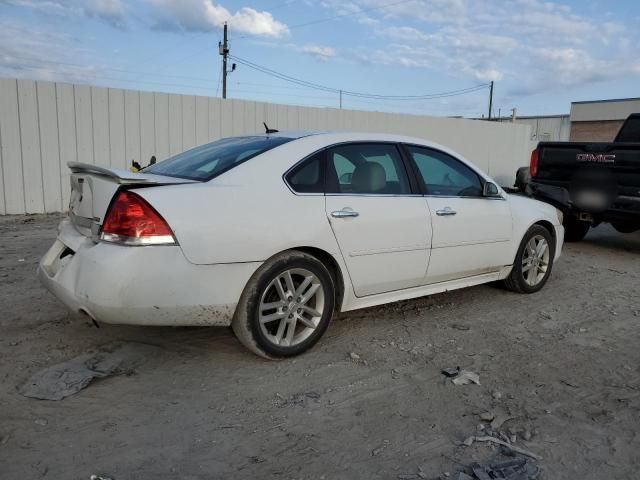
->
[67,162,195,185]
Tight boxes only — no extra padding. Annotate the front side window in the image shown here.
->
[326,143,411,195]
[285,151,325,193]
[407,146,482,197]
[144,136,292,181]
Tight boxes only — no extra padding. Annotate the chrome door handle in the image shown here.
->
[436,207,457,216]
[331,209,359,218]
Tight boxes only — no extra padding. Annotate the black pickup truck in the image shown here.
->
[527,113,640,241]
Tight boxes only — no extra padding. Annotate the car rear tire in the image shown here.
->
[564,217,590,242]
[502,225,555,294]
[232,250,335,358]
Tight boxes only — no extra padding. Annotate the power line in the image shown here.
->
[229,54,489,100]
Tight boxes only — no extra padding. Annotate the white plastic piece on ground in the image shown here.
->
[451,370,481,385]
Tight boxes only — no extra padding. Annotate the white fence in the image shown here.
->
[0,78,531,215]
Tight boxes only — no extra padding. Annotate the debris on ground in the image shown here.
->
[490,414,512,430]
[479,412,495,422]
[462,435,542,460]
[470,457,539,480]
[442,366,460,377]
[371,440,390,456]
[90,475,114,480]
[275,391,321,407]
[20,342,161,401]
[451,370,481,386]
[451,323,471,331]
[349,352,361,360]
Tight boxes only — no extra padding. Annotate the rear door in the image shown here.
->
[324,143,432,297]
[403,145,512,284]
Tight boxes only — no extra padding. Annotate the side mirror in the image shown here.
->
[483,182,501,197]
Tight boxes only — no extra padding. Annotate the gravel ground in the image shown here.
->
[1,214,639,480]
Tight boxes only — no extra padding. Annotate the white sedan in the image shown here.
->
[39,132,564,357]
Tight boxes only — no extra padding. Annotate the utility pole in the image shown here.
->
[488,80,494,121]
[339,89,342,109]
[218,22,229,99]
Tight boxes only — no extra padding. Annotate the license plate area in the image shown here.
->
[572,189,612,211]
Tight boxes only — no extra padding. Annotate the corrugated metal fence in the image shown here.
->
[0,78,531,215]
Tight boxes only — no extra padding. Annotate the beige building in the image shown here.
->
[570,97,640,141]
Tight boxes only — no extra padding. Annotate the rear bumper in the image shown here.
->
[527,181,570,210]
[38,219,261,326]
[528,181,640,221]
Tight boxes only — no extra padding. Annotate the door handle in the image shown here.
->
[331,209,359,218]
[436,207,457,216]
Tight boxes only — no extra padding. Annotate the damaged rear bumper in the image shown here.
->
[38,219,261,326]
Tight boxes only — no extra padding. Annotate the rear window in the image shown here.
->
[615,116,640,143]
[144,136,292,181]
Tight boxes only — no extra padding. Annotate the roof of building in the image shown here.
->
[570,97,640,122]
[572,97,640,105]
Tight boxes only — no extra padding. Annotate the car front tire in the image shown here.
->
[502,225,555,294]
[232,250,336,358]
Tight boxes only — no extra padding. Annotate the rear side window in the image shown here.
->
[407,146,482,197]
[144,136,292,181]
[285,151,325,193]
[326,143,411,194]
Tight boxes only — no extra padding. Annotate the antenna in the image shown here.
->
[263,122,279,135]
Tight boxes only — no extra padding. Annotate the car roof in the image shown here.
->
[256,130,443,146]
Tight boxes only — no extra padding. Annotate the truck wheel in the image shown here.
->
[232,250,335,359]
[502,225,555,294]
[564,217,590,242]
[611,221,640,234]
[514,167,530,191]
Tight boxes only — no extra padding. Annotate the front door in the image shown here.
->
[324,143,432,297]
[404,145,513,284]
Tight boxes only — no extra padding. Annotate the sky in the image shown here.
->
[0,0,638,118]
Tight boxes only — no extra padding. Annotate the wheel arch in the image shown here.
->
[510,218,558,267]
[289,246,345,312]
[533,220,556,241]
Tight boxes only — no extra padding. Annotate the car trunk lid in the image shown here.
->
[67,162,197,237]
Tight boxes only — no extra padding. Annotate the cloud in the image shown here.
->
[512,47,634,94]
[1,0,127,28]
[84,0,127,28]
[0,20,103,83]
[148,0,289,37]
[299,45,336,60]
[328,0,637,94]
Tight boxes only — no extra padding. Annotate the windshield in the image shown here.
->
[144,136,293,181]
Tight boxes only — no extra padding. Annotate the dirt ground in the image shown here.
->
[1,214,639,480]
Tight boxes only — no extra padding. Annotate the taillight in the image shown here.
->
[530,148,539,178]
[100,191,176,246]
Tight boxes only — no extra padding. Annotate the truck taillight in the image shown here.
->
[100,191,176,246]
[530,149,539,178]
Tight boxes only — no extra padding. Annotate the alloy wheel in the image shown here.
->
[259,268,325,347]
[521,235,550,286]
